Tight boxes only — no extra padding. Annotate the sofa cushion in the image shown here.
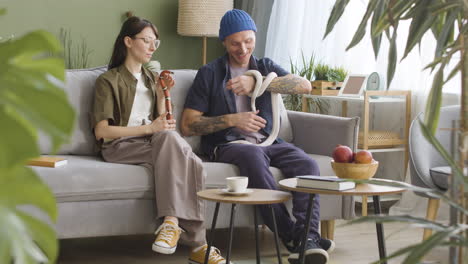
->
[32,155,153,202]
[34,153,332,203]
[40,66,108,156]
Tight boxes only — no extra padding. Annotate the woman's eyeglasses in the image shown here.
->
[133,37,160,49]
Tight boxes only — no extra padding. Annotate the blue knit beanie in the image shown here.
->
[219,9,257,41]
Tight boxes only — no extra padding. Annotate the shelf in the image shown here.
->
[304,94,406,103]
[357,147,406,153]
[355,193,402,204]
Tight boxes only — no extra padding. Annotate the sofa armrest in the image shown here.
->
[287,110,360,156]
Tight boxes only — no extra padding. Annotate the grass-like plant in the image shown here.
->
[325,0,467,263]
[313,63,331,81]
[59,28,92,69]
[284,51,316,111]
[0,8,75,263]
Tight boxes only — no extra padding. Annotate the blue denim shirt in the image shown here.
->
[184,54,289,157]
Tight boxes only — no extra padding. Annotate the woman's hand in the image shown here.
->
[159,70,175,91]
[148,114,176,133]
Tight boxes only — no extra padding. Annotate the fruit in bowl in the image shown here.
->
[331,159,379,179]
[332,145,354,163]
[331,146,378,179]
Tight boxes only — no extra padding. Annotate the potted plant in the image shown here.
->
[0,8,75,263]
[325,0,467,263]
[311,63,348,95]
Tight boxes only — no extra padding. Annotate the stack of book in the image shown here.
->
[296,175,356,191]
[27,156,68,168]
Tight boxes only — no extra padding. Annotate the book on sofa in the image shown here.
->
[27,156,67,168]
[296,175,355,191]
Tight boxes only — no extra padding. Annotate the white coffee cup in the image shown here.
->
[226,176,248,193]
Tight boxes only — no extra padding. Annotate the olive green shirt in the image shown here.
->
[91,64,160,136]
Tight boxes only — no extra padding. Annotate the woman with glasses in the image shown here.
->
[91,16,229,264]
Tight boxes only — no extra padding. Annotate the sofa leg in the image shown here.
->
[423,198,440,241]
[320,220,335,240]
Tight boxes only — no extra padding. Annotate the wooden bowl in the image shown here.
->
[331,160,379,180]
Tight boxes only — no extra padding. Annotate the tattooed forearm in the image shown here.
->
[188,115,229,136]
[266,74,311,94]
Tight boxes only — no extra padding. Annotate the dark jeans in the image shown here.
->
[216,142,321,243]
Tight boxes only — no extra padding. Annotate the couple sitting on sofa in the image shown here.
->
[91,10,332,264]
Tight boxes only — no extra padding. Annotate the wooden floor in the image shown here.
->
[58,220,450,264]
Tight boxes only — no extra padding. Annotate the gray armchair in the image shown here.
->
[409,105,460,240]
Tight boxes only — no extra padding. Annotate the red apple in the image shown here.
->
[354,150,373,164]
[332,145,354,163]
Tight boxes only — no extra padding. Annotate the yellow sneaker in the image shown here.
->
[188,244,232,264]
[152,220,184,254]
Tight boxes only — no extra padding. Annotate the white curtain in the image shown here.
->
[265,0,461,220]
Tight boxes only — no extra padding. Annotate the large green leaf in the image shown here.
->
[16,210,58,263]
[404,228,462,264]
[370,0,387,58]
[386,26,398,89]
[434,9,457,58]
[423,63,444,135]
[402,0,437,60]
[0,166,57,220]
[323,0,350,39]
[0,106,39,167]
[0,8,5,15]
[445,61,461,84]
[0,30,74,152]
[0,206,48,264]
[345,0,377,51]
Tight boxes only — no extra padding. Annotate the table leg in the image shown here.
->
[299,194,315,264]
[373,195,387,264]
[226,203,237,264]
[253,205,260,264]
[205,202,220,264]
[270,205,283,264]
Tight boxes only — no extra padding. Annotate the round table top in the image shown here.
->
[279,178,406,196]
[197,188,292,204]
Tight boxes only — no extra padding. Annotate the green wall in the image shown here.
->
[0,0,226,69]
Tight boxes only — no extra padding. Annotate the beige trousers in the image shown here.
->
[101,131,206,247]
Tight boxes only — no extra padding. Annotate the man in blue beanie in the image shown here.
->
[182,9,331,264]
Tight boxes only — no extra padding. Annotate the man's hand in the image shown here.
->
[148,115,176,133]
[226,75,255,96]
[228,110,266,133]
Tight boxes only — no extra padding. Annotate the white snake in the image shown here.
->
[230,70,279,146]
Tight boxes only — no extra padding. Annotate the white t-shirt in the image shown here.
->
[127,72,154,127]
[230,66,266,144]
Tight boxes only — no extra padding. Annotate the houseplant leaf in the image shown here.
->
[423,63,444,135]
[401,0,437,60]
[370,0,387,58]
[0,30,74,152]
[345,0,377,51]
[323,0,350,39]
[0,106,39,167]
[386,26,397,88]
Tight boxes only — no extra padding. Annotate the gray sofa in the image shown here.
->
[33,66,359,239]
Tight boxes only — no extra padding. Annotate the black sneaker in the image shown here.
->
[319,238,335,253]
[287,238,328,264]
[281,238,299,252]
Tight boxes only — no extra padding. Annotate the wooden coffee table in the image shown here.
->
[197,188,292,264]
[279,178,406,264]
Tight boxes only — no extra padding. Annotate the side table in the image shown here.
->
[279,178,406,264]
[197,188,292,264]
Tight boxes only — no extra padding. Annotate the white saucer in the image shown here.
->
[220,188,253,196]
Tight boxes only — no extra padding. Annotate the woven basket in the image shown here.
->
[358,130,404,149]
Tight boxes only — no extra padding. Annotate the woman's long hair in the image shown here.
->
[108,16,159,70]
